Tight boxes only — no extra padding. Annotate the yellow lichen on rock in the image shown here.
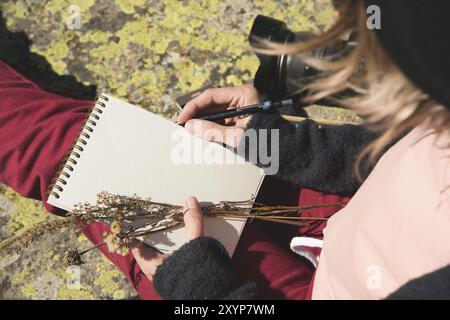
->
[3,187,49,232]
[94,262,125,298]
[117,0,147,15]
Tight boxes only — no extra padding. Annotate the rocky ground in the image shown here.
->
[0,0,357,299]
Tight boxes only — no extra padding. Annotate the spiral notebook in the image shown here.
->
[47,94,264,255]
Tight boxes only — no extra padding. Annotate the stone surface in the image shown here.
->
[0,0,356,299]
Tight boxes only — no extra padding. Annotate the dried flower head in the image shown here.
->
[110,220,122,235]
[103,232,132,256]
[63,248,84,267]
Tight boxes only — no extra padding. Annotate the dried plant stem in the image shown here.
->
[78,241,105,255]
[218,215,309,226]
[249,202,346,211]
[0,217,74,255]
[215,214,327,220]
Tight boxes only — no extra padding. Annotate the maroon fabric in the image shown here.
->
[297,189,350,299]
[0,59,347,299]
[298,189,350,239]
[0,60,91,215]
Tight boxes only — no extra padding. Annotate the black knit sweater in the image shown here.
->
[236,112,381,196]
[153,112,449,300]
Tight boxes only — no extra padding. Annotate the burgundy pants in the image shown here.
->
[0,60,348,299]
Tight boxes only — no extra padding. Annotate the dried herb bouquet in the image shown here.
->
[0,191,344,266]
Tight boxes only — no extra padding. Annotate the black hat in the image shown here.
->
[364,0,450,109]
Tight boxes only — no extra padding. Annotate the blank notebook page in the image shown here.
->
[48,94,264,254]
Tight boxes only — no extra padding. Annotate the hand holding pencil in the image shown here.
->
[177,85,262,148]
[177,85,353,148]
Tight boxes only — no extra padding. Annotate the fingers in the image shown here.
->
[185,119,245,148]
[131,196,204,280]
[130,240,162,262]
[131,241,167,281]
[183,196,204,241]
[177,87,241,124]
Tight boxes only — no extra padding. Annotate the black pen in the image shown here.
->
[194,98,294,122]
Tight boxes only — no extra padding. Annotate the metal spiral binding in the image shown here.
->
[49,95,109,199]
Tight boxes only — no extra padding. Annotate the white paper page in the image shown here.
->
[48,94,264,254]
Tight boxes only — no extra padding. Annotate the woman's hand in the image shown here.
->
[131,196,204,281]
[177,85,261,148]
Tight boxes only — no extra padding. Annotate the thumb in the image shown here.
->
[183,196,204,241]
[185,119,244,148]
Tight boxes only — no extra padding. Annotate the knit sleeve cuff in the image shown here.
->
[153,237,256,300]
[236,112,296,175]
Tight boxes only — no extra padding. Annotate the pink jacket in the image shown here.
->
[312,124,450,299]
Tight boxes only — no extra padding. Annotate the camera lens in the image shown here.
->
[249,15,296,99]
[249,15,313,99]
[249,15,350,101]
[249,15,293,45]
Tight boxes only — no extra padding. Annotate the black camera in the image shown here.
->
[249,15,354,104]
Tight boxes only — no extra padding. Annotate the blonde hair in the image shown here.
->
[258,0,450,179]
